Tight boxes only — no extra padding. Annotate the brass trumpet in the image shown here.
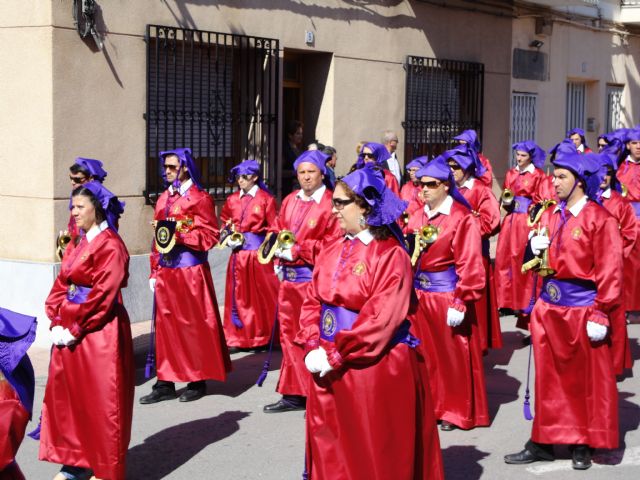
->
[401,211,410,225]
[217,222,234,249]
[521,225,555,276]
[409,225,439,266]
[419,225,438,245]
[229,231,245,245]
[277,230,296,249]
[621,183,628,198]
[56,230,72,260]
[501,188,515,206]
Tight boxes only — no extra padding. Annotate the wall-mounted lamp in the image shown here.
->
[529,40,544,49]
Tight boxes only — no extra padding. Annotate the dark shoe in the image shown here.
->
[228,346,240,354]
[56,465,93,480]
[263,397,306,413]
[571,445,592,470]
[179,381,206,402]
[440,420,457,431]
[139,382,176,404]
[504,449,546,464]
[522,335,531,346]
[505,440,554,464]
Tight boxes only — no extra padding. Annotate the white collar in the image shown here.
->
[626,155,640,165]
[424,195,453,219]
[86,220,108,243]
[461,177,475,189]
[239,184,259,198]
[577,144,585,153]
[296,184,326,204]
[601,188,611,199]
[168,178,193,196]
[554,195,588,217]
[516,163,535,175]
[346,229,374,245]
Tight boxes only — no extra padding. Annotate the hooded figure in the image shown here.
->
[159,147,203,190]
[73,158,108,183]
[567,127,591,153]
[512,141,547,170]
[228,159,271,193]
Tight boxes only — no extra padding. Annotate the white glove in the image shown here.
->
[274,248,294,261]
[530,235,550,256]
[50,325,64,346]
[304,347,333,377]
[149,278,156,292]
[586,321,608,342]
[60,328,77,347]
[227,238,244,249]
[274,264,284,281]
[446,307,465,327]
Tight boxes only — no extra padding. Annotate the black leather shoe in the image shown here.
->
[139,387,176,404]
[440,420,457,431]
[571,445,592,470]
[504,449,551,465]
[179,382,206,402]
[263,399,306,413]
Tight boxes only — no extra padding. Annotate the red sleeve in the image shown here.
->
[474,187,500,238]
[295,214,342,266]
[219,197,233,225]
[265,194,277,227]
[618,200,638,258]
[453,214,486,302]
[533,171,555,202]
[175,193,220,251]
[594,215,624,314]
[45,276,69,326]
[385,172,400,196]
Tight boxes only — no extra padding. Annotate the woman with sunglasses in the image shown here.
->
[407,156,489,432]
[495,142,553,327]
[298,164,443,479]
[353,142,400,195]
[446,144,502,352]
[40,182,132,480]
[219,160,279,351]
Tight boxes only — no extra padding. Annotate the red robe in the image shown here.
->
[41,229,134,479]
[530,202,622,448]
[459,179,503,351]
[408,200,489,429]
[495,167,553,311]
[384,169,400,196]
[0,380,29,478]
[220,188,279,348]
[478,153,494,187]
[616,159,640,311]
[297,236,443,480]
[150,186,231,382]
[601,190,637,374]
[272,188,342,397]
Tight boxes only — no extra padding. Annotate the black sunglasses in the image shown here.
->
[419,180,442,189]
[164,164,180,171]
[331,198,355,210]
[361,152,375,159]
[447,163,462,171]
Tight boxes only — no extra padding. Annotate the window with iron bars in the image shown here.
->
[144,25,280,203]
[605,84,624,133]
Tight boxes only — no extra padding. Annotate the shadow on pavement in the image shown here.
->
[441,445,488,479]
[126,410,250,479]
[484,329,523,423]
[207,350,283,398]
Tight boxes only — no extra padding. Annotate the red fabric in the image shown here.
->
[478,153,494,187]
[297,237,444,480]
[408,202,489,429]
[601,190,636,373]
[616,160,640,311]
[0,381,29,473]
[530,202,622,448]
[383,169,400,195]
[400,181,421,203]
[41,229,134,479]
[151,187,231,382]
[220,189,279,348]
[460,180,503,350]
[272,188,342,396]
[495,167,554,311]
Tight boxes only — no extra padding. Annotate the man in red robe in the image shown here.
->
[505,153,622,470]
[263,150,342,413]
[141,148,231,404]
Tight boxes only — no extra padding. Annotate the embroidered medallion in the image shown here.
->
[418,272,431,290]
[173,205,181,214]
[307,218,317,228]
[322,309,337,338]
[352,262,366,276]
[285,268,297,281]
[67,284,77,300]
[571,227,582,240]
[545,281,561,303]
[253,205,261,214]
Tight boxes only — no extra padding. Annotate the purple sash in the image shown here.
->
[66,284,92,304]
[160,246,208,268]
[283,265,313,283]
[540,278,596,307]
[414,265,458,293]
[241,232,266,251]
[631,201,640,218]
[513,196,532,214]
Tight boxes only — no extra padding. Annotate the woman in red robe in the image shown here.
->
[220,160,279,349]
[505,153,622,470]
[495,141,553,320]
[40,182,133,480]
[408,156,489,431]
[298,165,443,479]
[356,142,400,195]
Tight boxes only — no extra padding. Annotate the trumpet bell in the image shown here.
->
[501,188,514,206]
[277,230,296,250]
[229,232,244,244]
[216,224,234,249]
[419,225,438,244]
[257,232,278,264]
[56,230,72,260]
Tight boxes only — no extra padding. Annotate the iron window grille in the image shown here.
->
[144,25,280,204]
[511,92,538,167]
[605,84,624,133]
[566,81,586,134]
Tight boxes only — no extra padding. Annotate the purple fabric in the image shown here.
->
[405,156,428,171]
[453,129,481,152]
[74,157,107,182]
[567,128,589,149]
[390,319,421,349]
[239,232,266,251]
[78,180,125,232]
[413,265,459,292]
[159,246,208,268]
[319,304,359,341]
[228,159,270,192]
[595,149,623,194]
[549,139,578,162]
[160,147,203,190]
[631,202,640,218]
[552,153,607,202]
[623,128,640,142]
[355,142,391,169]
[66,284,92,304]
[283,266,313,283]
[414,156,472,210]
[340,164,408,226]
[512,140,547,169]
[540,278,596,307]
[444,144,487,178]
[293,150,329,175]
[513,196,533,214]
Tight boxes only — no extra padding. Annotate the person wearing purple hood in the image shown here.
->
[400,156,428,212]
[453,129,494,186]
[297,164,444,479]
[355,142,400,195]
[141,148,231,405]
[40,182,133,480]
[219,160,279,350]
[505,153,622,470]
[0,308,36,480]
[407,156,489,431]
[567,128,593,154]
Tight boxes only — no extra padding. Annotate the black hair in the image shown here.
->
[69,164,91,177]
[71,186,106,224]
[335,179,392,240]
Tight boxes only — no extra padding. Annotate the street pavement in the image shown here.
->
[15,318,640,479]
